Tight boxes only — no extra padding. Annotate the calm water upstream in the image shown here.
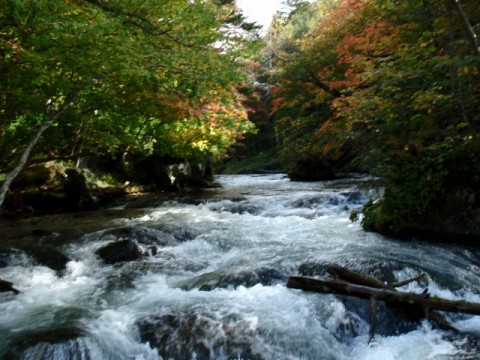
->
[1,174,480,359]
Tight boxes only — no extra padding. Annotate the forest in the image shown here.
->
[1,0,480,241]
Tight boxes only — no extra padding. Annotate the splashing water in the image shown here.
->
[1,174,480,359]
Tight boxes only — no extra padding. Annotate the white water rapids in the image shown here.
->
[1,174,480,359]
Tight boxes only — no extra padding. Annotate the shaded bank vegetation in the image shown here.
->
[254,0,480,240]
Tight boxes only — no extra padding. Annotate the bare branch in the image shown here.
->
[390,273,427,288]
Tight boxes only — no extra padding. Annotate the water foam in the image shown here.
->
[2,174,479,359]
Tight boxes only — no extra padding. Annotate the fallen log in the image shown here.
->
[326,264,455,334]
[289,265,471,342]
[287,276,480,316]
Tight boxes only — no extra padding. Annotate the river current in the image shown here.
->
[1,174,480,359]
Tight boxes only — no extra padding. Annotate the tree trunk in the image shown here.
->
[0,86,84,208]
[451,0,480,57]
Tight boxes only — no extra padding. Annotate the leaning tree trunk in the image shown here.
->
[0,86,84,208]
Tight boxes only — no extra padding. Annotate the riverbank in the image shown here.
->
[0,157,219,219]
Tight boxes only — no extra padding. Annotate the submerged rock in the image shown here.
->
[102,226,178,247]
[297,261,329,277]
[95,239,143,264]
[0,248,32,268]
[31,229,55,237]
[153,223,201,242]
[179,267,287,291]
[4,326,89,360]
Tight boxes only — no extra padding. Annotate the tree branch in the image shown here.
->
[83,0,169,35]
[0,85,86,208]
[306,70,342,97]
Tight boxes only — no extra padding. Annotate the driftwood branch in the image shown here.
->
[368,297,377,344]
[328,264,427,289]
[327,264,391,289]
[390,273,427,288]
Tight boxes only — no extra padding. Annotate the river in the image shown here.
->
[1,174,480,359]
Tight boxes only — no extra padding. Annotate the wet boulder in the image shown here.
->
[96,240,143,264]
[22,246,71,272]
[4,326,88,360]
[137,312,270,360]
[207,201,264,216]
[0,279,20,294]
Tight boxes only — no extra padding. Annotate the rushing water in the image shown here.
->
[1,174,480,359]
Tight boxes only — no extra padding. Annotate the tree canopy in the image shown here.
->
[0,0,259,181]
[3,0,480,239]
[262,0,480,236]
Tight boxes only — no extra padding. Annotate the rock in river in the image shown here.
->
[96,239,143,264]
